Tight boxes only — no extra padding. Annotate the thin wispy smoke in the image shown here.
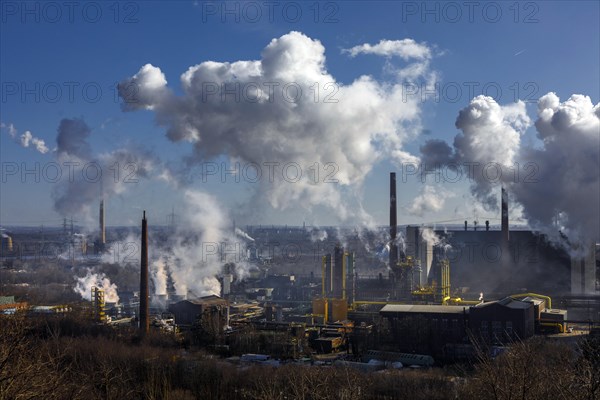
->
[1,122,49,154]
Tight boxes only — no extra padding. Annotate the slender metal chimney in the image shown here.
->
[99,200,105,245]
[140,210,149,335]
[389,172,398,269]
[464,221,468,231]
[501,187,509,243]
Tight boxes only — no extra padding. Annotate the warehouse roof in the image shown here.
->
[474,297,532,310]
[380,304,468,315]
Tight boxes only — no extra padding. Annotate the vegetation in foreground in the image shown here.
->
[1,313,598,400]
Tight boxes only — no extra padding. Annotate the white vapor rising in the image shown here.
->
[52,118,156,226]
[151,256,169,295]
[407,185,453,217]
[513,93,600,244]
[420,227,452,253]
[1,122,49,154]
[235,227,255,242]
[420,93,599,246]
[156,189,251,297]
[74,269,120,303]
[118,31,435,224]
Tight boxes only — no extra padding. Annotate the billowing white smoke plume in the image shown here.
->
[52,118,156,226]
[421,227,452,253]
[514,93,600,245]
[308,227,328,242]
[420,93,599,247]
[151,256,169,295]
[407,185,453,217]
[147,189,251,297]
[235,227,255,242]
[74,269,120,303]
[1,122,49,154]
[118,31,435,223]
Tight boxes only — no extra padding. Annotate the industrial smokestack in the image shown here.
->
[389,172,398,269]
[99,199,105,245]
[501,187,509,243]
[140,210,149,336]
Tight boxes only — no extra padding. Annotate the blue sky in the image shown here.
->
[1,1,599,229]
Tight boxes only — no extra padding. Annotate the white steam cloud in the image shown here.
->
[407,185,453,217]
[1,122,49,154]
[420,93,599,247]
[118,31,435,224]
[235,227,255,242]
[74,269,120,303]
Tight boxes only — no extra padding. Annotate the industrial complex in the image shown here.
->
[1,172,599,369]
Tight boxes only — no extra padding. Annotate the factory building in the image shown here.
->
[380,304,469,349]
[169,295,228,327]
[403,186,596,296]
[469,297,535,342]
[381,297,538,352]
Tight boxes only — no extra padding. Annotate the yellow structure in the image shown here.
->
[439,259,450,303]
[91,286,106,322]
[509,293,552,309]
[330,298,348,322]
[312,298,328,322]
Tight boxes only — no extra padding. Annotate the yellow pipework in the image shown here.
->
[540,322,563,333]
[509,293,552,309]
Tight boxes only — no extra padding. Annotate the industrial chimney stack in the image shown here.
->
[140,210,149,336]
[389,172,398,269]
[501,187,509,244]
[99,199,106,245]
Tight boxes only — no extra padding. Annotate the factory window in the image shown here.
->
[505,321,513,338]
[492,321,502,342]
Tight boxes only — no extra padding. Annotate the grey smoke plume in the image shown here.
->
[514,93,600,245]
[56,118,92,159]
[52,118,156,225]
[118,31,435,224]
[420,93,600,246]
[1,122,49,154]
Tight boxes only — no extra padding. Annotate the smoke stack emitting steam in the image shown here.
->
[389,172,398,269]
[140,210,149,335]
